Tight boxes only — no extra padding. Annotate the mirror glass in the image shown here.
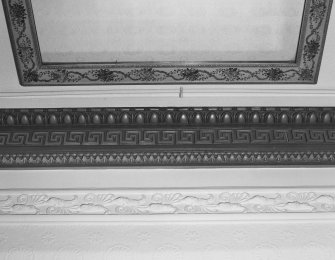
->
[31,0,305,63]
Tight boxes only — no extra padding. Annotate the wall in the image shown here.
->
[0,2,335,259]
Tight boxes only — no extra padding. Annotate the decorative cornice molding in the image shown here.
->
[1,107,334,127]
[1,189,335,215]
[1,151,335,168]
[1,107,335,167]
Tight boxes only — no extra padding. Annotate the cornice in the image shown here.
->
[1,107,335,167]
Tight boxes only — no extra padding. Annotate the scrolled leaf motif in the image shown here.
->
[214,68,247,81]
[203,202,247,214]
[94,69,124,82]
[49,69,68,83]
[174,68,209,81]
[262,68,285,81]
[18,47,34,64]
[128,68,167,81]
[0,196,12,207]
[46,206,81,214]
[299,68,314,80]
[305,40,321,61]
[6,204,39,214]
[115,205,134,214]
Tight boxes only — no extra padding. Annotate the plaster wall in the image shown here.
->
[0,2,335,259]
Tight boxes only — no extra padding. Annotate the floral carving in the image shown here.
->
[17,37,34,64]
[299,68,314,81]
[0,190,334,215]
[175,68,207,81]
[310,0,328,23]
[9,1,26,27]
[261,68,285,81]
[94,69,122,82]
[50,69,68,83]
[214,68,246,81]
[23,70,39,82]
[131,68,169,81]
[305,40,321,61]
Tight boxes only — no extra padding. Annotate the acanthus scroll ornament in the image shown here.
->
[0,190,334,215]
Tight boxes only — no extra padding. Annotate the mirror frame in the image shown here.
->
[2,0,333,86]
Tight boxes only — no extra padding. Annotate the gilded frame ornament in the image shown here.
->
[1,0,333,86]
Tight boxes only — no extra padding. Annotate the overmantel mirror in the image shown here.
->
[2,0,332,85]
[1,0,335,169]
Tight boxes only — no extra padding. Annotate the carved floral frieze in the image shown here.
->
[1,189,334,215]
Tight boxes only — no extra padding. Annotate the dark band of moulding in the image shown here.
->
[1,107,335,168]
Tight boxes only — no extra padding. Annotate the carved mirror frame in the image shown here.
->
[2,0,333,86]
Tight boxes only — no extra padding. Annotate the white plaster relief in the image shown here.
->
[0,189,334,215]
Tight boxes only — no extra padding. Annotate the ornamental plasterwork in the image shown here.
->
[0,189,334,215]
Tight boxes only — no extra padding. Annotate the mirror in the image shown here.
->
[3,0,331,85]
[31,0,305,63]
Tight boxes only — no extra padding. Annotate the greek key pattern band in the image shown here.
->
[1,128,335,146]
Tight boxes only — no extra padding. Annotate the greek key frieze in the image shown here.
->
[0,129,334,147]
